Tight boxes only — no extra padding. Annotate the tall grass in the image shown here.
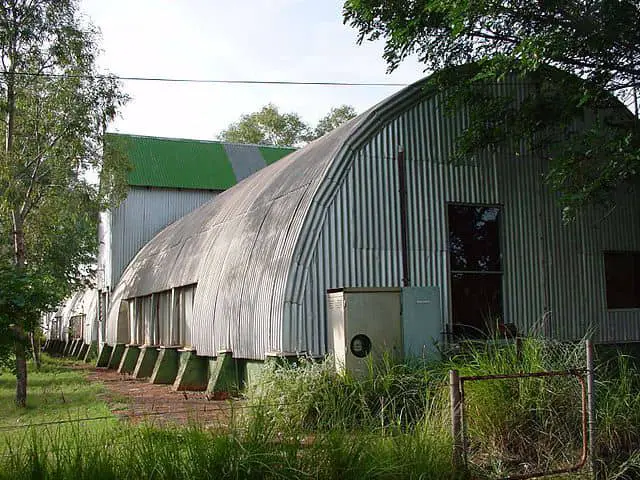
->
[0,421,461,480]
[246,337,640,479]
[2,339,640,479]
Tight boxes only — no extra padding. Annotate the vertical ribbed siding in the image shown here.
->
[110,187,217,287]
[81,289,99,345]
[107,73,640,356]
[299,94,501,356]
[298,79,640,355]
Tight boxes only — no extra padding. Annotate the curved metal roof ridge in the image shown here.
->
[284,77,435,304]
[105,73,437,353]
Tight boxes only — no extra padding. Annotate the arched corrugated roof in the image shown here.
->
[105,74,458,358]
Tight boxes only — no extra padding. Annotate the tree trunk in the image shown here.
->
[12,215,29,405]
[6,45,28,408]
[15,334,27,408]
[30,332,41,370]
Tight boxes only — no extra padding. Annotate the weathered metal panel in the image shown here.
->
[298,93,500,355]
[107,71,640,359]
[109,187,217,287]
[97,212,111,291]
[81,289,99,344]
[296,77,640,354]
[223,144,268,182]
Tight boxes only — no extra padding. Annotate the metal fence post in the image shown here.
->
[450,369,463,469]
[586,339,597,479]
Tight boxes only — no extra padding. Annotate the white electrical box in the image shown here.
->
[327,288,403,376]
[327,286,442,375]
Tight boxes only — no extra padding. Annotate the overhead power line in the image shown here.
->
[0,70,409,87]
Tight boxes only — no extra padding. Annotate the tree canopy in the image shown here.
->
[218,104,357,147]
[218,104,310,147]
[344,0,640,216]
[0,0,128,405]
[314,105,358,138]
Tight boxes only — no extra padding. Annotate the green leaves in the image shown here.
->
[313,105,358,138]
[218,104,310,147]
[344,0,640,214]
[218,104,358,147]
[0,263,64,335]
[0,1,128,377]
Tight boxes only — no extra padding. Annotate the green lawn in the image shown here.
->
[0,354,118,451]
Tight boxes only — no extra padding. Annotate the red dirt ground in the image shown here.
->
[84,366,244,428]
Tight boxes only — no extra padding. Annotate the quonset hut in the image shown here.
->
[44,135,293,361]
[102,68,640,390]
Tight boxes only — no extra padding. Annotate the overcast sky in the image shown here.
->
[80,0,426,141]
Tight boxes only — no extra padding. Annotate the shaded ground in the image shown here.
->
[85,367,243,428]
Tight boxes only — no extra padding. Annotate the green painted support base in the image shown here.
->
[150,347,179,384]
[207,351,240,394]
[96,344,113,368]
[133,347,159,379]
[83,342,98,362]
[107,343,126,369]
[172,350,208,391]
[118,345,141,374]
[243,360,268,389]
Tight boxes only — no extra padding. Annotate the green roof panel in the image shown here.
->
[108,134,294,190]
[259,146,298,166]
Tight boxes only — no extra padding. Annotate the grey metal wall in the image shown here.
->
[47,289,98,344]
[106,187,218,288]
[105,72,640,359]
[297,86,640,354]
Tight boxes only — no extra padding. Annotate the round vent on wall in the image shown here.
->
[350,334,372,358]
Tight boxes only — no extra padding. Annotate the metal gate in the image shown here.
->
[449,340,596,479]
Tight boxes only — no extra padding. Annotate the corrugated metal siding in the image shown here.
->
[109,187,217,287]
[111,133,295,190]
[106,122,357,355]
[107,71,640,354]
[296,80,640,355]
[223,143,268,182]
[97,212,111,291]
[53,290,99,343]
[81,289,99,344]
[298,93,500,356]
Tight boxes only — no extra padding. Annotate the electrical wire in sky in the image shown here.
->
[0,70,409,87]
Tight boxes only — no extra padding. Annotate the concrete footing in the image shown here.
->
[207,351,239,394]
[96,343,113,368]
[150,347,179,384]
[107,343,126,369]
[118,345,141,374]
[133,346,159,379]
[172,349,208,391]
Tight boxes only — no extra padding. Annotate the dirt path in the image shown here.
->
[85,367,243,428]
